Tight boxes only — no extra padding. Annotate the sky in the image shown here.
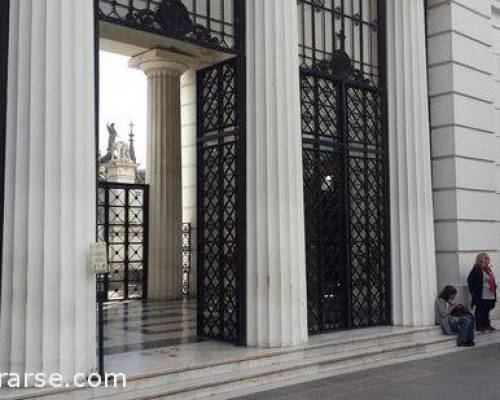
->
[99,51,147,168]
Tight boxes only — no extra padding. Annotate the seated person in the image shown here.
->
[435,285,475,347]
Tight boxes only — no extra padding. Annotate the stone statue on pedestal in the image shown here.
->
[99,121,140,184]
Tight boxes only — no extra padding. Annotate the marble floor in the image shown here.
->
[102,298,201,356]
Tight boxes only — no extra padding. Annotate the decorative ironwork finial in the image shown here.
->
[129,122,137,163]
[335,30,346,50]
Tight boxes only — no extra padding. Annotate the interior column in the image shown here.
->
[130,49,193,301]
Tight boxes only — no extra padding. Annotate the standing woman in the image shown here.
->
[467,252,497,331]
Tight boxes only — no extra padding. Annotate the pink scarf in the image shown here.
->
[484,265,497,294]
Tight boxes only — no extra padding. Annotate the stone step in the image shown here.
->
[3,327,498,400]
[100,328,500,400]
[108,334,458,399]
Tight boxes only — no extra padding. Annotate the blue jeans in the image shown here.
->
[456,313,475,345]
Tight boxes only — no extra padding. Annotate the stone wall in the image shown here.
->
[427,0,498,305]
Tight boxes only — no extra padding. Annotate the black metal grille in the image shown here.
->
[97,183,149,301]
[300,0,390,334]
[298,0,381,86]
[197,57,245,344]
[97,0,242,53]
[182,222,192,296]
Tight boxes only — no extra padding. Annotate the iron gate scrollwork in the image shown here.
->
[197,57,245,345]
[299,0,390,333]
[97,182,149,301]
[98,0,242,53]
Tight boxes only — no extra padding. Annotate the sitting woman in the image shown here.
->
[435,285,475,347]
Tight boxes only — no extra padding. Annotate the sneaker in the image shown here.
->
[487,326,496,331]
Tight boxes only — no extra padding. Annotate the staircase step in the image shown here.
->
[2,326,498,400]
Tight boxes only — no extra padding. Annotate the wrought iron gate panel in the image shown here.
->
[197,57,245,344]
[97,183,149,301]
[97,0,242,53]
[299,0,390,334]
[182,222,193,295]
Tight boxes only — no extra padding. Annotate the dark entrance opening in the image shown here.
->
[298,0,391,334]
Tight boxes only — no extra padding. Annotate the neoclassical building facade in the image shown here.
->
[0,0,499,383]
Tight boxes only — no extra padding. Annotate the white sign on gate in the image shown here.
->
[89,242,109,274]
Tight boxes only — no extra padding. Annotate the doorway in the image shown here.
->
[95,0,247,364]
[298,0,391,334]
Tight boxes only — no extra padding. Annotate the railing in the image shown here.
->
[97,0,243,53]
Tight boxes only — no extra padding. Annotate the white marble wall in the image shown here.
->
[181,70,197,296]
[492,2,500,316]
[427,0,498,302]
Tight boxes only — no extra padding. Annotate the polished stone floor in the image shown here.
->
[102,298,200,356]
[234,343,500,400]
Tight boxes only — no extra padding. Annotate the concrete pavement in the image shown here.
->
[234,343,500,400]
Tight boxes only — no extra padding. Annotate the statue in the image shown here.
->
[99,121,140,184]
[100,122,118,163]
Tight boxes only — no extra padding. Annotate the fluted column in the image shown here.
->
[0,0,96,379]
[130,49,194,300]
[387,0,438,325]
[246,0,308,347]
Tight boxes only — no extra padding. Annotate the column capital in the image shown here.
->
[129,48,197,76]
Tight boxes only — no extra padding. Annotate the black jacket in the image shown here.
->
[467,264,483,306]
[467,264,496,305]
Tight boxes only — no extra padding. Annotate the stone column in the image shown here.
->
[0,0,96,379]
[130,49,194,301]
[386,0,438,325]
[246,0,308,347]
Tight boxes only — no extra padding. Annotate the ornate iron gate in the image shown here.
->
[197,57,246,344]
[97,183,149,301]
[299,0,390,333]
